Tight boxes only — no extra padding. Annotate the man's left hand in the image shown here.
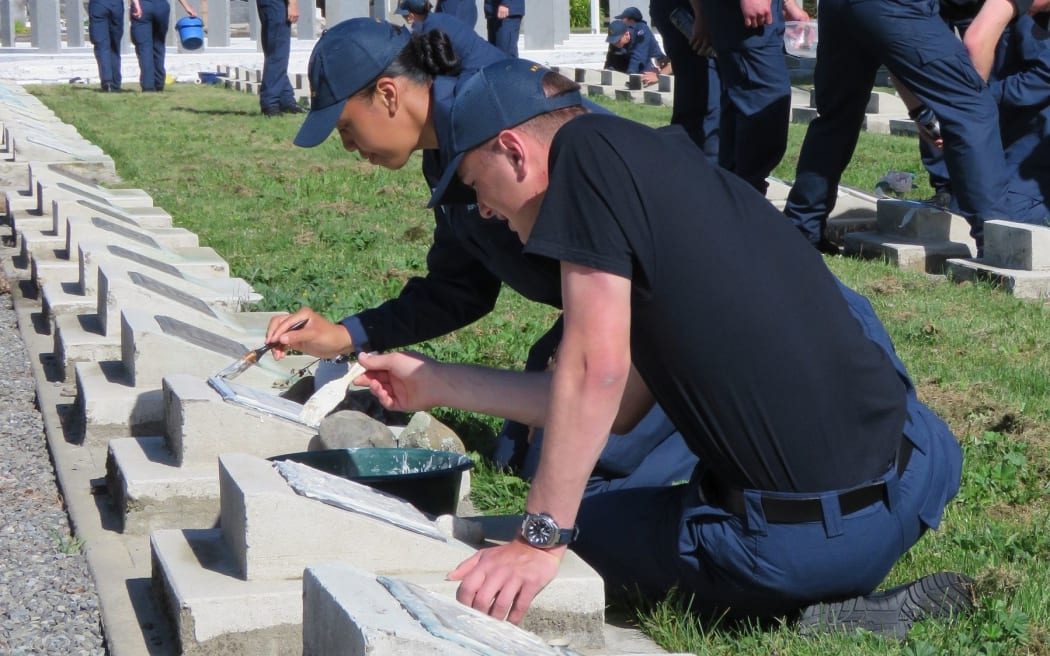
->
[740,0,773,27]
[448,541,562,624]
[497,4,510,18]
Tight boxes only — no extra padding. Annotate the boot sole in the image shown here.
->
[798,571,976,639]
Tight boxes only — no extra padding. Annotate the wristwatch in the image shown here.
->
[520,513,579,549]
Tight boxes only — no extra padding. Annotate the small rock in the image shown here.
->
[398,412,466,454]
[312,410,398,451]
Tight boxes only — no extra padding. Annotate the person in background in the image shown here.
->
[648,0,720,160]
[130,0,197,91]
[604,19,662,87]
[695,0,793,195]
[615,6,670,69]
[783,0,1050,254]
[88,0,124,92]
[484,0,523,57]
[436,0,478,29]
[257,0,308,116]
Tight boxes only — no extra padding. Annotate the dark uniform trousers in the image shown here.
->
[130,0,171,91]
[784,0,1010,250]
[88,0,124,90]
[257,0,297,110]
[649,0,720,162]
[698,0,791,194]
[572,282,963,618]
[485,0,524,58]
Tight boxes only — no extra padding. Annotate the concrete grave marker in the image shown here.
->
[131,273,218,318]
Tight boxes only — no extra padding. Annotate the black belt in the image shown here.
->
[706,437,914,524]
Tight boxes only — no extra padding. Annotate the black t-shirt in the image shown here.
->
[525,114,908,493]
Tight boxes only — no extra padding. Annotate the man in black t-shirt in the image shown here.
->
[354,59,970,636]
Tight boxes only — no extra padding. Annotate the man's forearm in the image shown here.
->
[965,0,1017,80]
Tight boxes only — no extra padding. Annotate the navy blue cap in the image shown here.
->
[395,0,429,15]
[293,19,411,148]
[606,19,629,43]
[615,6,643,20]
[427,59,583,208]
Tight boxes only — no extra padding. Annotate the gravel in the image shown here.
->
[0,278,106,655]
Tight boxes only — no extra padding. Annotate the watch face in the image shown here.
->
[523,514,557,547]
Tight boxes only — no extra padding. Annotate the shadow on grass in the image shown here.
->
[172,106,261,117]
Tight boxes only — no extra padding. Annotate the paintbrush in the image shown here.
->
[214,318,308,381]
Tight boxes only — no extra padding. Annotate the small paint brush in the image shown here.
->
[214,318,308,380]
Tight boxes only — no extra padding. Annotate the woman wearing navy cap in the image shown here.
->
[267,18,699,497]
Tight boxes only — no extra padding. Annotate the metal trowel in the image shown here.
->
[214,318,307,381]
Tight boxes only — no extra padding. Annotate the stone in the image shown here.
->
[398,412,466,454]
[313,410,398,451]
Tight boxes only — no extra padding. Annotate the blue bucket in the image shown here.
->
[176,16,204,50]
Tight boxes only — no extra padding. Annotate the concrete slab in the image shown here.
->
[96,260,260,337]
[79,239,228,300]
[164,374,315,467]
[601,69,629,87]
[982,219,1050,271]
[105,436,220,534]
[65,214,200,255]
[587,84,616,99]
[216,453,605,646]
[74,359,167,440]
[844,232,974,274]
[303,563,687,656]
[574,67,602,84]
[945,258,1050,299]
[150,456,605,654]
[52,312,120,382]
[614,89,643,103]
[875,199,974,247]
[53,197,174,237]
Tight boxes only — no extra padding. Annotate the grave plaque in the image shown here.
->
[128,271,214,317]
[379,577,579,656]
[274,460,447,541]
[90,216,161,248]
[155,315,247,358]
[207,376,311,425]
[109,244,183,278]
[78,199,138,225]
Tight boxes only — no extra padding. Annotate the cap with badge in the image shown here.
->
[293,18,411,148]
[427,59,583,208]
[614,6,644,21]
[395,0,429,16]
[606,19,629,43]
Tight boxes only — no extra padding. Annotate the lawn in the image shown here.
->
[29,82,1050,656]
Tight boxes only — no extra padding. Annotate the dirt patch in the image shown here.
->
[0,268,9,295]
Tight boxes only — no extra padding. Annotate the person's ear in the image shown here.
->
[496,129,530,180]
[375,78,399,116]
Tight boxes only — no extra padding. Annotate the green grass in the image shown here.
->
[28,82,1050,655]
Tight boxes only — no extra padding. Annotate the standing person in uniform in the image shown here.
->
[130,0,197,91]
[782,0,1049,253]
[355,58,974,636]
[484,0,523,57]
[266,18,698,499]
[257,0,308,116]
[694,0,792,195]
[436,0,478,29]
[88,0,124,92]
[649,0,720,160]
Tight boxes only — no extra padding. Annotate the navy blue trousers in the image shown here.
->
[88,0,123,90]
[130,0,170,91]
[784,0,1010,249]
[698,0,790,194]
[649,0,720,163]
[257,0,296,110]
[572,283,963,618]
[487,16,521,58]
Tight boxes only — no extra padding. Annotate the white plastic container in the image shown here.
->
[784,20,818,58]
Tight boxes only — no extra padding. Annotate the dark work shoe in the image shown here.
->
[926,190,953,209]
[798,572,976,639]
[280,103,308,114]
[261,105,282,117]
